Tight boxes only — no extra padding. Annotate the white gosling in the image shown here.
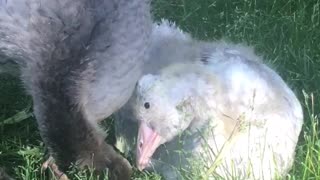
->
[115,20,303,180]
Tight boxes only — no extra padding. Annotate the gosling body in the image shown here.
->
[115,21,303,180]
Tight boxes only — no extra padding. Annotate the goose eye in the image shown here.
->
[144,102,150,109]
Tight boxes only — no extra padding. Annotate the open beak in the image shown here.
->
[136,121,163,171]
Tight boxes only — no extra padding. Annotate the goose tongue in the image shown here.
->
[136,121,163,171]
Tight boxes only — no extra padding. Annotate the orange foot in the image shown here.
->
[42,156,69,180]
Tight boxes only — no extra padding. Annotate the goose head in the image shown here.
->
[134,71,199,170]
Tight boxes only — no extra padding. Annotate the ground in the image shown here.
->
[0,0,319,179]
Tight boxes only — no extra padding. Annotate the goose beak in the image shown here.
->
[136,121,163,171]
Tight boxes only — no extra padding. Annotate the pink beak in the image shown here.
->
[136,121,163,171]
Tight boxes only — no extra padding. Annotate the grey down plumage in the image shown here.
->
[114,20,303,180]
[0,0,151,179]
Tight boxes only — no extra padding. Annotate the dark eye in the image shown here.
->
[144,102,150,109]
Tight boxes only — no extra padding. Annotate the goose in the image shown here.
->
[0,0,151,179]
[114,20,303,180]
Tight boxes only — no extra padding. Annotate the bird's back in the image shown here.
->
[0,0,152,119]
[197,46,304,179]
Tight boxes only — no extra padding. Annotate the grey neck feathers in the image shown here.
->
[80,0,152,121]
[144,34,201,74]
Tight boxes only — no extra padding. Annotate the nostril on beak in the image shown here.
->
[139,140,143,151]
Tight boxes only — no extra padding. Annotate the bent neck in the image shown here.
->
[163,64,212,106]
[163,66,214,132]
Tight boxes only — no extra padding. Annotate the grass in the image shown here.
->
[0,0,319,179]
